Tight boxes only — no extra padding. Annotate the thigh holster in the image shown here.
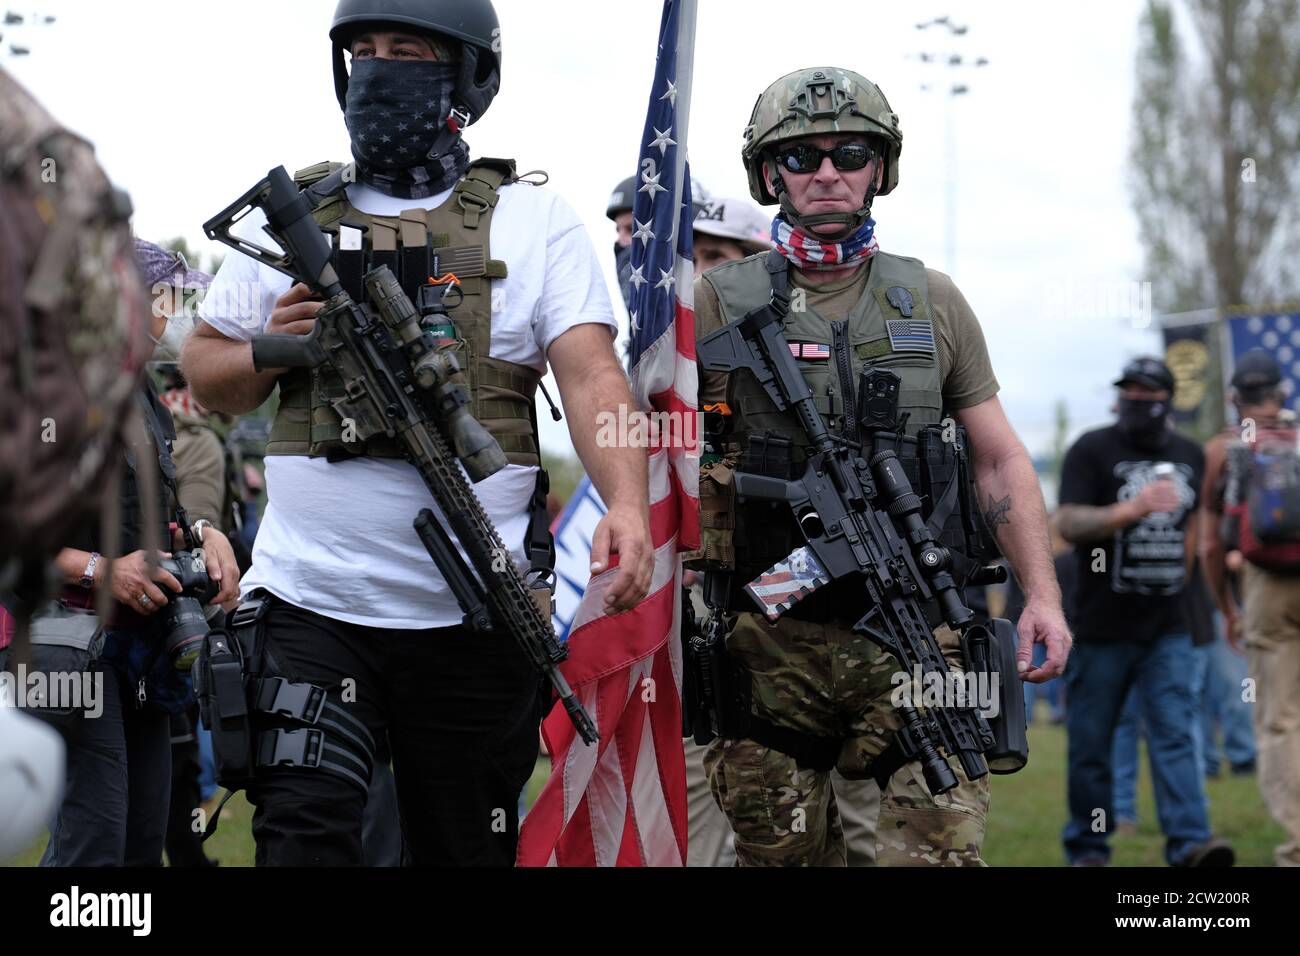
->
[196,592,377,801]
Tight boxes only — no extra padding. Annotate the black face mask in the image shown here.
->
[343,57,469,199]
[614,243,635,312]
[1117,396,1170,444]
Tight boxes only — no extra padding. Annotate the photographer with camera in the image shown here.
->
[26,241,239,867]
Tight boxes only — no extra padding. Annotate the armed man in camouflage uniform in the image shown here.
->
[691,68,1070,866]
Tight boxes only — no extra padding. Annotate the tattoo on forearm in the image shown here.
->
[1055,505,1117,543]
[984,494,1012,532]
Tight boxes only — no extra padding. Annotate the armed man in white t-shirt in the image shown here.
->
[181,0,652,866]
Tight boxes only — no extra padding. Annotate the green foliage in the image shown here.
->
[542,451,586,506]
[159,235,224,277]
[1049,398,1070,480]
[1130,0,1300,313]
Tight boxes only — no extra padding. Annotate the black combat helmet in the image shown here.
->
[330,0,501,123]
[606,175,638,221]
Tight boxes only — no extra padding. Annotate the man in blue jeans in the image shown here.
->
[1055,357,1234,866]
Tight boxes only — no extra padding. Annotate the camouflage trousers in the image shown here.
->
[704,611,990,866]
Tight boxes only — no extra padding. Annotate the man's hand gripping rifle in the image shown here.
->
[202,167,597,745]
[697,280,1008,794]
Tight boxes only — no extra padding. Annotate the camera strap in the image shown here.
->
[135,386,196,549]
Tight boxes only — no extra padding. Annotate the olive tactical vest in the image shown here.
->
[707,250,942,464]
[266,158,542,467]
[700,251,960,587]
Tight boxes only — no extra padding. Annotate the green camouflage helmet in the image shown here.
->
[742,67,902,206]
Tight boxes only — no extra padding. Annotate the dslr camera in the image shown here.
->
[156,550,218,671]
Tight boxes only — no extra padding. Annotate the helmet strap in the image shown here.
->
[768,153,878,241]
[333,44,350,110]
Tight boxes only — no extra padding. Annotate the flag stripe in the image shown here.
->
[518,0,695,868]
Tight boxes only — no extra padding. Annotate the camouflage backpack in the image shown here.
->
[0,67,151,569]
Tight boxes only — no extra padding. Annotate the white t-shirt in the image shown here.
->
[200,177,616,628]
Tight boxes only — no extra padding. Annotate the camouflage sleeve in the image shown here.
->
[695,275,728,407]
[171,427,227,530]
[927,269,1000,411]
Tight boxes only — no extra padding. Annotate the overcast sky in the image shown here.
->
[4,0,1170,469]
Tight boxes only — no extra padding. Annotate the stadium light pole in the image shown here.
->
[912,16,989,278]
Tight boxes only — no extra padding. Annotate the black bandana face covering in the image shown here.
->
[343,57,470,200]
[1117,396,1170,445]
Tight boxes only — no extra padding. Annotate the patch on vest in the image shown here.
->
[433,245,487,278]
[744,546,831,621]
[886,286,915,317]
[788,341,830,360]
[885,319,936,355]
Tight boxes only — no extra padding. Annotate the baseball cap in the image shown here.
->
[692,197,771,256]
[1230,348,1283,390]
[1114,356,1175,393]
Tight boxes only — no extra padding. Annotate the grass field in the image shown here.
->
[8,710,1285,867]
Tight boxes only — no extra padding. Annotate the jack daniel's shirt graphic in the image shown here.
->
[1111,459,1197,595]
[1059,424,1205,644]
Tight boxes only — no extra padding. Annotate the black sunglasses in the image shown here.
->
[775,142,876,174]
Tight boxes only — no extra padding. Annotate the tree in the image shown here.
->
[543,452,586,508]
[159,235,223,276]
[1050,397,1070,481]
[1130,0,1300,314]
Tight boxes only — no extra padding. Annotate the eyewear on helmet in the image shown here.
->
[775,141,876,175]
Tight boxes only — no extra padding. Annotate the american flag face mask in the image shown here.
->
[770,212,880,272]
[343,57,470,199]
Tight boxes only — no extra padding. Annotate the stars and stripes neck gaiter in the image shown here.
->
[771,212,880,272]
[343,57,470,200]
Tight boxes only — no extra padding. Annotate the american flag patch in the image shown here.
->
[788,341,831,360]
[744,547,831,622]
[886,319,935,354]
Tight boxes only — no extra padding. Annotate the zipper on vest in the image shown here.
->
[831,321,857,440]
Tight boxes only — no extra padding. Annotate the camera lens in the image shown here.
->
[156,551,216,672]
[164,596,209,671]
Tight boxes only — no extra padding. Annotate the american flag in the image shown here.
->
[789,342,831,360]
[744,546,831,622]
[517,0,698,867]
[1226,310,1300,416]
[885,319,936,355]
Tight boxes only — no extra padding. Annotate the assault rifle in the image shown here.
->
[695,259,1020,793]
[203,166,597,745]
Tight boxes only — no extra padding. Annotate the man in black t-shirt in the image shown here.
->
[1055,357,1234,867]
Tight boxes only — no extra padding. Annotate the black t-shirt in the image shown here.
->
[1058,424,1205,643]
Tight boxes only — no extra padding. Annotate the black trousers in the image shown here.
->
[40,662,172,867]
[245,597,542,866]
[165,708,217,867]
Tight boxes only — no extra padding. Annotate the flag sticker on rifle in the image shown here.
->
[788,341,831,360]
[886,319,935,355]
[744,546,830,622]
